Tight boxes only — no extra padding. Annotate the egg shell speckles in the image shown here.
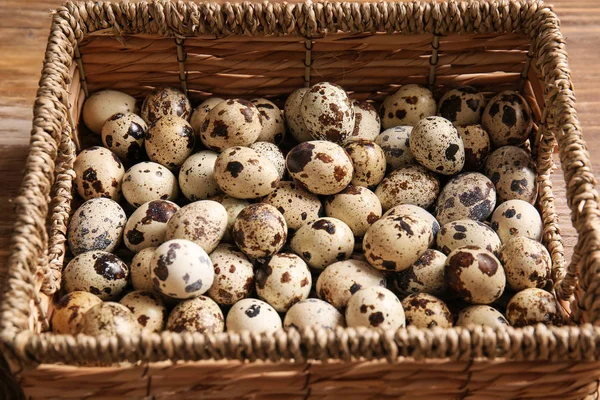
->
[395,249,447,296]
[67,198,126,255]
[490,199,542,243]
[380,85,436,129]
[122,162,179,207]
[123,200,179,252]
[190,97,224,135]
[261,181,322,231]
[482,90,533,147]
[485,146,538,204]
[458,125,491,172]
[437,86,485,127]
[287,141,355,196]
[63,251,129,300]
[51,291,102,334]
[435,172,496,226]
[506,288,561,327]
[179,151,220,201]
[300,82,355,144]
[284,298,346,330]
[130,247,156,292]
[166,296,224,333]
[145,116,195,170]
[249,141,286,180]
[232,203,287,260]
[251,98,286,144]
[226,298,282,333]
[345,287,405,329]
[141,87,191,125]
[344,139,387,187]
[437,219,502,256]
[375,126,415,170]
[101,112,147,163]
[375,165,440,211]
[445,246,506,304]
[349,100,381,141]
[316,259,386,310]
[214,146,280,199]
[74,146,125,201]
[119,291,167,333]
[383,204,440,238]
[208,195,250,242]
[284,88,313,143]
[81,302,141,336]
[82,90,138,135]
[499,236,551,291]
[401,293,453,328]
[324,185,382,237]
[200,99,261,151]
[410,116,465,175]
[207,244,254,305]
[455,305,509,328]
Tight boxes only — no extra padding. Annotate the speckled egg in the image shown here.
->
[165,201,228,253]
[255,253,311,312]
[363,214,432,272]
[410,116,465,175]
[286,141,354,195]
[316,259,386,310]
[123,200,179,252]
[51,291,102,334]
[445,246,506,304]
[437,86,485,127]
[232,203,287,260]
[178,151,220,201]
[141,87,191,124]
[300,82,355,144]
[74,146,125,201]
[207,244,254,305]
[213,146,280,199]
[122,162,178,207]
[166,296,224,333]
[290,217,355,270]
[208,195,250,242]
[499,236,551,291]
[490,199,542,243]
[485,146,537,204]
[119,291,167,333]
[348,100,381,141]
[458,125,491,172]
[130,247,156,292]
[395,249,447,296]
[81,302,141,336]
[67,198,126,255]
[375,126,415,170]
[63,251,128,300]
[455,305,509,328]
[284,88,312,143]
[261,181,322,231]
[100,112,146,163]
[437,219,502,256]
[383,204,440,238]
[375,165,440,211]
[145,116,194,170]
[344,139,387,187]
[482,90,533,147]
[249,141,286,179]
[284,299,346,330]
[345,287,405,329]
[435,172,496,226]
[82,90,138,135]
[506,288,560,327]
[402,293,453,328]
[226,298,282,333]
[380,84,437,129]
[190,97,224,134]
[199,99,261,151]
[251,98,286,144]
[324,185,382,237]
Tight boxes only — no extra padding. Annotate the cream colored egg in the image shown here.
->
[249,141,286,179]
[256,253,312,312]
[284,299,346,330]
[141,87,191,124]
[506,288,560,327]
[261,181,322,231]
[101,112,147,163]
[484,146,537,204]
[123,200,179,252]
[490,199,542,243]
[402,293,453,328]
[178,151,220,201]
[122,162,178,207]
[410,116,465,175]
[456,305,509,328]
[458,125,491,172]
[324,185,381,237]
[190,97,224,135]
[344,139,387,187]
[499,236,551,291]
[284,88,313,143]
[437,86,485,127]
[375,126,415,170]
[375,165,440,211]
[119,291,167,333]
[74,146,125,201]
[380,84,436,129]
[251,98,286,144]
[51,291,102,334]
[383,204,440,238]
[207,244,254,305]
[166,296,224,333]
[145,116,195,170]
[437,219,502,255]
[348,100,381,141]
[199,99,262,151]
[395,249,447,296]
[63,251,129,301]
[81,302,141,336]
[482,90,533,147]
[82,90,138,134]
[345,287,405,329]
[130,247,156,292]
[232,203,287,260]
[435,172,496,226]
[226,298,282,333]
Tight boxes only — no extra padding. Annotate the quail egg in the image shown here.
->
[383,204,440,238]
[284,299,346,330]
[166,296,224,333]
[226,298,282,333]
[122,162,178,207]
[455,305,509,328]
[482,90,533,147]
[410,116,465,175]
[145,116,194,169]
[123,199,179,252]
[437,86,485,127]
[207,243,254,305]
[130,247,156,292]
[505,288,561,327]
[261,181,322,231]
[401,293,453,328]
[324,185,382,237]
[208,194,250,242]
[485,146,537,204]
[190,97,224,134]
[375,165,440,211]
[251,98,286,144]
[119,290,167,333]
[249,141,286,179]
[435,172,496,226]
[284,88,312,143]
[82,90,138,135]
[345,287,405,329]
[499,236,551,291]
[74,146,125,201]
[436,219,502,255]
[344,139,387,187]
[490,199,542,243]
[375,126,415,170]
[348,100,381,141]
[51,291,102,334]
[100,112,147,163]
[232,203,287,260]
[199,99,261,151]
[81,302,141,336]
[178,150,220,201]
[458,125,491,171]
[395,249,447,296]
[141,87,191,124]
[380,84,436,129]
[63,251,129,300]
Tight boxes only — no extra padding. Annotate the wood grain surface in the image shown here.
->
[0,0,598,397]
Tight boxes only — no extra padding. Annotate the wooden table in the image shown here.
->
[0,0,598,397]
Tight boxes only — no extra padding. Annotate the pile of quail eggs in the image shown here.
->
[51,82,562,338]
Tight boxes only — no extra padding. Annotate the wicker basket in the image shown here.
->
[3,0,600,398]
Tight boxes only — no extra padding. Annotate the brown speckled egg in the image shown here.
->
[290,217,355,270]
[200,99,261,151]
[455,305,509,328]
[410,116,465,175]
[179,151,220,201]
[437,86,485,127]
[286,141,354,195]
[445,246,506,304]
[51,291,102,334]
[344,139,387,187]
[208,195,250,242]
[82,90,138,135]
[499,236,551,291]
[214,146,280,199]
[249,141,286,179]
[300,82,355,144]
[284,299,346,330]
[402,293,453,328]
[165,200,228,253]
[101,112,146,163]
[458,125,491,172]
[435,172,496,226]
[482,90,533,147]
[349,100,381,141]
[506,288,560,327]
[316,259,385,310]
[190,97,224,134]
[251,98,286,144]
[67,198,126,255]
[437,219,502,256]
[81,302,141,336]
[375,165,440,211]
[207,243,254,305]
[63,251,128,300]
[122,162,178,207]
[346,287,405,329]
[255,253,312,312]
[232,203,287,260]
[123,199,179,252]
[74,146,125,201]
[380,84,436,129]
[363,214,432,272]
[284,88,312,143]
[375,126,415,170]
[130,247,156,292]
[261,181,322,231]
[141,87,191,125]
[485,146,537,204]
[145,116,194,170]
[384,204,440,238]
[490,199,542,243]
[325,185,382,237]
[166,296,224,333]
[226,298,282,333]
[395,249,447,296]
[119,291,167,333]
